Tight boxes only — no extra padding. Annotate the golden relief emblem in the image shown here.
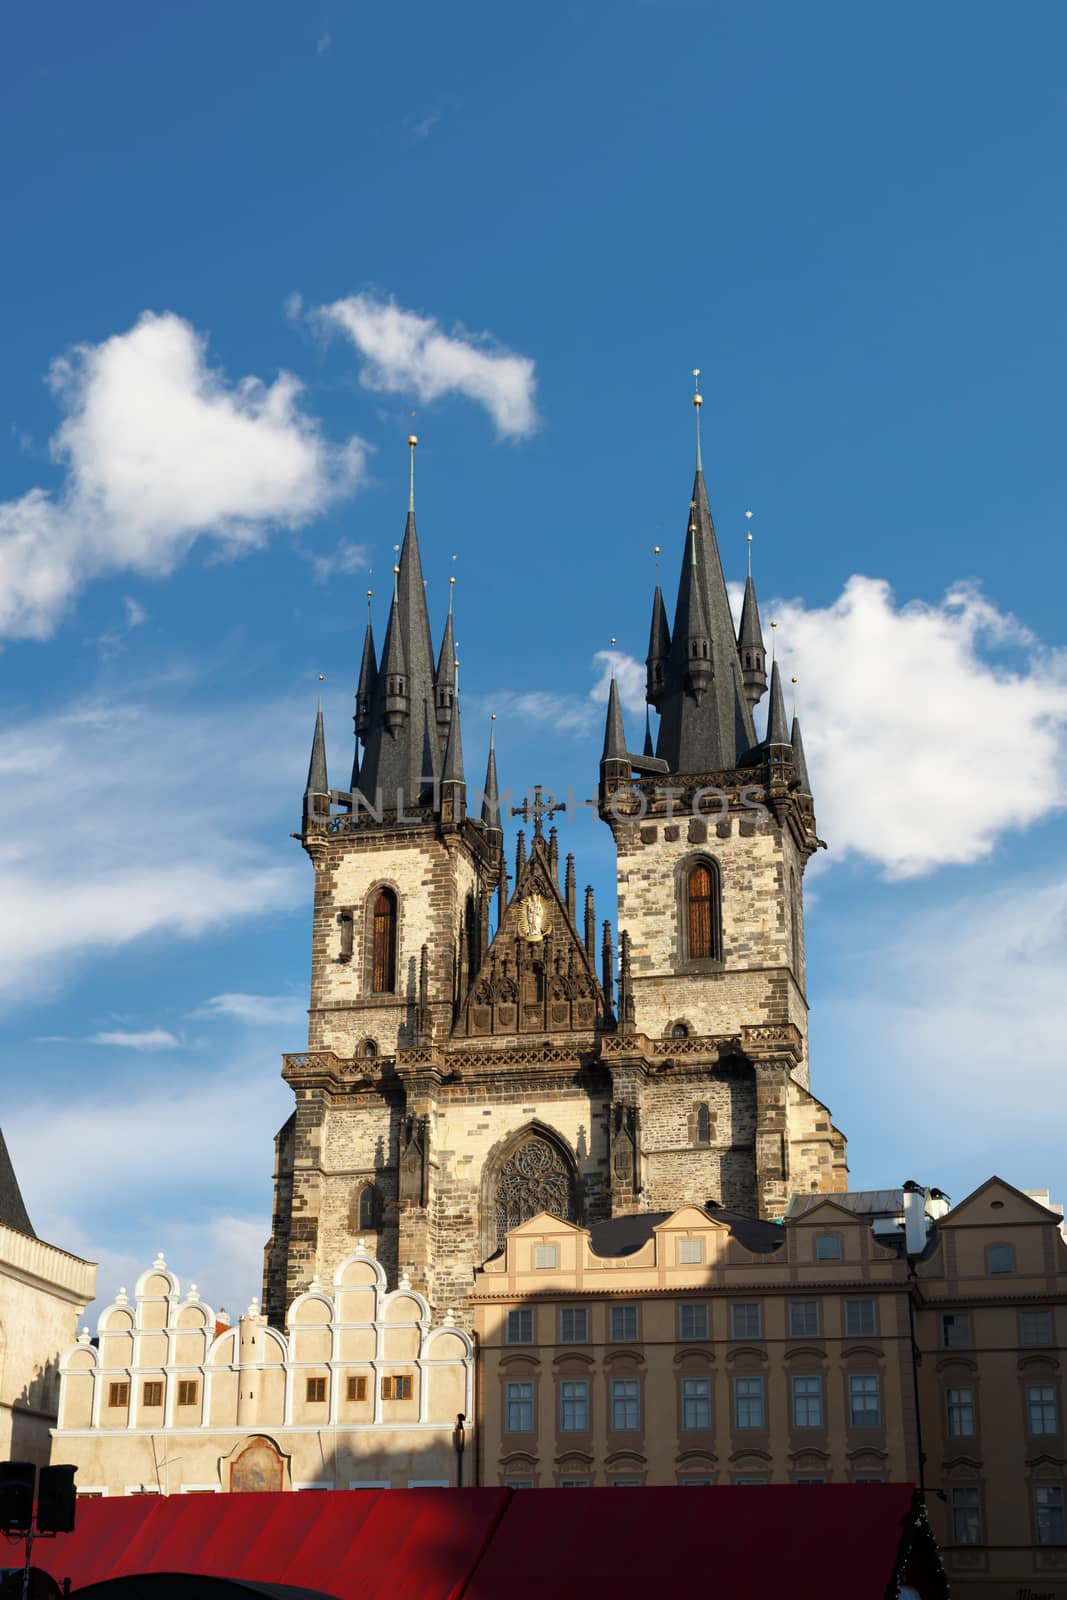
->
[517,892,551,943]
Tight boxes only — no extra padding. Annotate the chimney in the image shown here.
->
[902,1183,928,1256]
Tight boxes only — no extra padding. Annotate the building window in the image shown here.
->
[735,1475,768,1485]
[791,1375,824,1429]
[678,1237,705,1265]
[141,1382,163,1408]
[679,1303,710,1340]
[560,1379,589,1432]
[1021,1309,1054,1347]
[177,1380,198,1407]
[1035,1484,1066,1545]
[381,1375,413,1401]
[560,1478,589,1488]
[671,1023,689,1039]
[733,1376,765,1429]
[815,1233,842,1262]
[346,1376,367,1402]
[611,1478,642,1487]
[950,1485,983,1546]
[946,1387,976,1436]
[370,888,397,993]
[1027,1384,1060,1436]
[492,1133,578,1255]
[844,1299,877,1337]
[357,1183,382,1233]
[681,1377,711,1430]
[306,1377,327,1403]
[533,1244,559,1270]
[694,1104,711,1145]
[611,1379,640,1432]
[361,1038,377,1058]
[731,1301,762,1339]
[505,1381,534,1433]
[505,1478,534,1490]
[795,1476,826,1484]
[788,1300,821,1337]
[108,1382,130,1408]
[848,1374,881,1428]
[685,861,722,961]
[506,1308,535,1345]
[610,1305,639,1342]
[560,1306,588,1343]
[986,1242,1015,1275]
[941,1312,972,1349]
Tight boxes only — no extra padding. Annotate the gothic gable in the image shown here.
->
[453,837,604,1039]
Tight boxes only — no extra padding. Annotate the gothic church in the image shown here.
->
[264,415,847,1327]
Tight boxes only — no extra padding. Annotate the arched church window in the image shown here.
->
[371,890,397,993]
[686,861,722,962]
[361,1039,377,1059]
[671,1023,689,1040]
[696,1105,711,1145]
[351,1183,382,1233]
[493,1134,577,1252]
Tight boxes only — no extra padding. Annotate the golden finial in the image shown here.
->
[791,675,799,718]
[692,369,703,470]
[745,510,753,575]
[653,543,661,576]
[392,563,400,602]
[448,574,456,614]
[317,674,325,682]
[365,588,373,620]
[770,618,778,661]
[610,636,616,647]
[407,435,417,512]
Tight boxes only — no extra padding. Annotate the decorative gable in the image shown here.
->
[453,836,604,1039]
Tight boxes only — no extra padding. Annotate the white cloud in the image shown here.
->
[0,686,312,1008]
[308,538,370,583]
[91,1029,180,1051]
[0,311,367,639]
[602,577,1067,877]
[590,649,648,718]
[314,293,539,440]
[198,993,307,1027]
[819,867,1067,1186]
[123,596,148,628]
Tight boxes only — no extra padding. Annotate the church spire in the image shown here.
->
[643,707,655,758]
[645,584,671,709]
[303,701,329,830]
[602,675,627,761]
[434,589,456,748]
[481,717,501,833]
[737,529,767,711]
[440,682,466,823]
[765,658,791,748]
[353,440,438,810]
[791,712,813,798]
[651,382,757,775]
[352,595,377,788]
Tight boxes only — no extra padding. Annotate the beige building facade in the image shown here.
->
[54,1244,472,1495]
[0,1127,97,1466]
[472,1177,1067,1600]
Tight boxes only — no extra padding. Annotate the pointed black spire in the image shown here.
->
[355,615,377,739]
[602,676,627,760]
[434,603,456,748]
[515,829,526,878]
[737,565,767,712]
[548,825,559,882]
[481,721,501,833]
[653,392,758,773]
[354,438,439,811]
[441,691,466,822]
[564,854,576,925]
[303,703,329,829]
[601,920,615,1019]
[497,858,508,929]
[645,585,671,708]
[791,714,812,797]
[766,659,791,747]
[643,707,654,759]
[584,886,596,963]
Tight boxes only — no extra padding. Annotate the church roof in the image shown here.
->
[588,1206,782,1258]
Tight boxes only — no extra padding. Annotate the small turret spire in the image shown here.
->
[645,584,671,709]
[434,604,457,746]
[380,592,409,737]
[737,523,767,712]
[677,518,712,702]
[765,658,791,747]
[602,676,627,760]
[303,702,329,829]
[643,707,654,758]
[481,715,501,833]
[791,711,812,797]
[440,684,466,821]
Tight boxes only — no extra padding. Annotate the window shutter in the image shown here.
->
[372,891,397,993]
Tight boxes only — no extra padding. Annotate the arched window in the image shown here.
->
[671,1023,689,1040]
[696,1105,711,1145]
[485,1131,579,1256]
[685,861,721,962]
[351,1183,382,1233]
[371,889,397,993]
[361,1039,377,1059]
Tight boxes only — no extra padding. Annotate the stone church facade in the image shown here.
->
[264,421,848,1330]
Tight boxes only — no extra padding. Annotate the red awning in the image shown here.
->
[24,1484,941,1600]
[464,1484,932,1600]
[29,1490,510,1600]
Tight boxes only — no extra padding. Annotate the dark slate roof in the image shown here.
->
[791,714,812,796]
[787,1189,905,1218]
[588,1206,783,1258]
[601,677,627,759]
[655,470,757,774]
[304,705,328,797]
[442,694,465,784]
[737,572,764,653]
[481,733,501,829]
[0,1127,35,1236]
[765,658,791,746]
[646,584,671,664]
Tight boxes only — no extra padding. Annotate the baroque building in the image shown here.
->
[264,413,848,1330]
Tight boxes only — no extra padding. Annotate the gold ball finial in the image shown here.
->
[653,545,661,555]
[747,532,753,543]
[770,619,778,630]
[317,674,325,682]
[745,509,753,519]
[491,712,497,722]
[366,588,373,597]
[408,434,418,448]
[392,564,400,575]
[692,368,703,408]
[449,575,455,585]
[791,676,798,685]
[610,636,616,647]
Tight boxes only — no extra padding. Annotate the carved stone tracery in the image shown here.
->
[495,1135,577,1250]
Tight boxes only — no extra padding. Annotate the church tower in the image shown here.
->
[598,380,846,1220]
[265,416,846,1331]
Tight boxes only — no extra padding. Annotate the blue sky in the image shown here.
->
[2,1,1065,1314]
